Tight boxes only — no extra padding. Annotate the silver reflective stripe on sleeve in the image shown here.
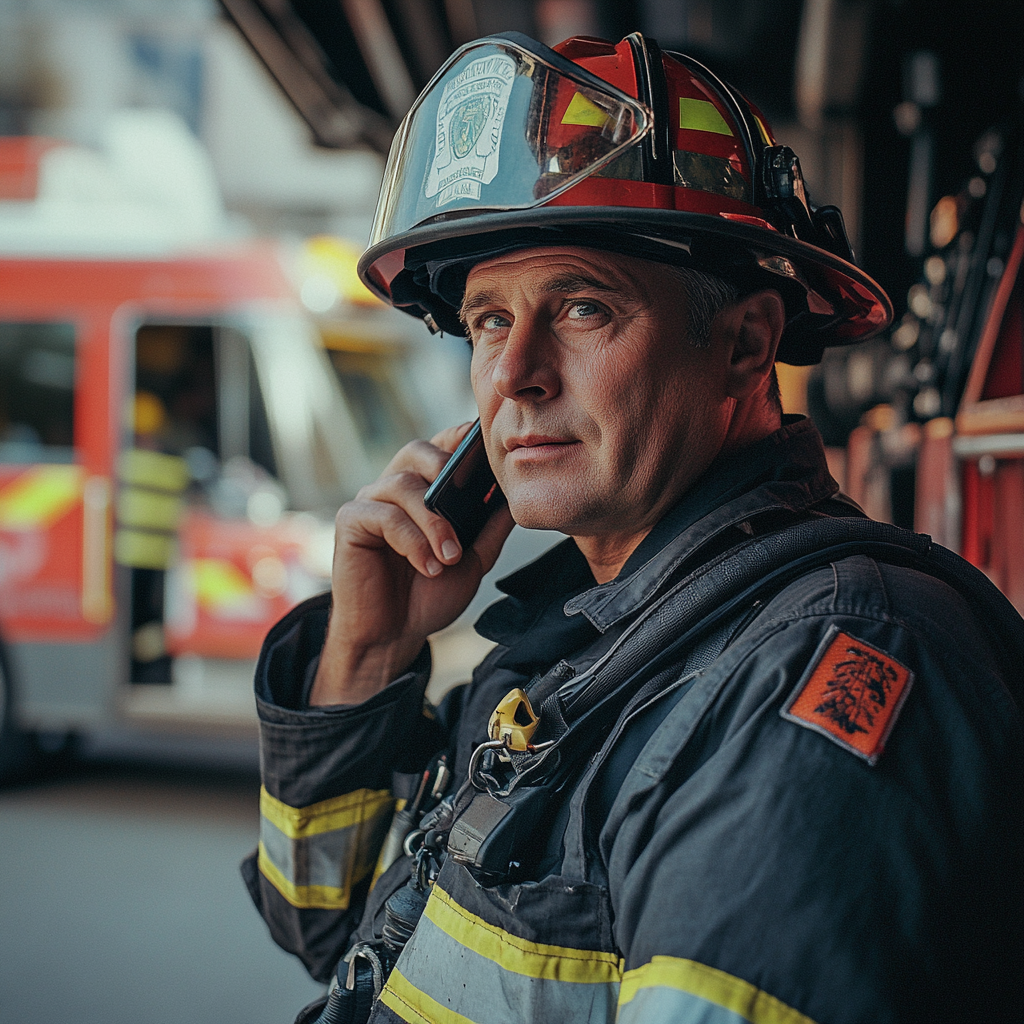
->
[617,958,818,1024]
[379,884,621,1023]
[257,786,395,909]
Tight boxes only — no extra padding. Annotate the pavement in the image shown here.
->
[0,748,324,1024]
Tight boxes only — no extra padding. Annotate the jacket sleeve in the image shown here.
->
[241,593,449,982]
[604,559,1023,1024]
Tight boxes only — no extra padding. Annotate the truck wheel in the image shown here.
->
[0,647,36,784]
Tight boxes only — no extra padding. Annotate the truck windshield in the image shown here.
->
[0,321,76,464]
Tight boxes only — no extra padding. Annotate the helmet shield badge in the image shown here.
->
[370,36,651,248]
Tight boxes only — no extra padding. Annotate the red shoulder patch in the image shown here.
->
[781,628,913,765]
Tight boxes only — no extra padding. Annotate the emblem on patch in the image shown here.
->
[781,627,913,765]
[426,53,516,207]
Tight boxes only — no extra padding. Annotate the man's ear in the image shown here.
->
[718,289,785,400]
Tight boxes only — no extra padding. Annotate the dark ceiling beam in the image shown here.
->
[217,0,395,152]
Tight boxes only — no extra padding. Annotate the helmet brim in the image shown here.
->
[358,206,893,365]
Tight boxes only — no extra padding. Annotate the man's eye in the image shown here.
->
[566,301,602,320]
[480,314,511,331]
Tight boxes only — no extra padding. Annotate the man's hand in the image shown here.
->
[310,422,515,706]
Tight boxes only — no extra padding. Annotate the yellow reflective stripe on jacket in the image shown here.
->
[425,884,621,983]
[257,842,351,909]
[260,786,393,839]
[380,968,477,1024]
[380,882,622,1023]
[618,957,817,1024]
[116,487,183,531]
[258,786,394,910]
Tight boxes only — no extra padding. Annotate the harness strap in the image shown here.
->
[446,520,1022,880]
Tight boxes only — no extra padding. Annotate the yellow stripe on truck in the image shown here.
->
[114,529,175,570]
[117,449,189,492]
[116,487,183,531]
[0,464,83,530]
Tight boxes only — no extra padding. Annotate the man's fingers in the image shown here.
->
[338,422,483,577]
[342,460,470,572]
[381,437,454,482]
[336,496,450,578]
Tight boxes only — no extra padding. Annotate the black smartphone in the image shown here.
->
[423,420,507,548]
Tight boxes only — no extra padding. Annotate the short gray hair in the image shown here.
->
[665,264,782,411]
[664,265,741,347]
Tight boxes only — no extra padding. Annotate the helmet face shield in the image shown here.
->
[369,36,651,247]
[359,31,892,362]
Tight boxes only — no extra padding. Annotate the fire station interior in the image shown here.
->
[0,0,1019,756]
[220,0,1024,615]
[127,322,279,684]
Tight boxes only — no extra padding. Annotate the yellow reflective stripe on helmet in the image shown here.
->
[562,92,612,128]
[619,957,817,1024]
[257,841,352,910]
[679,97,733,136]
[0,464,83,530]
[753,113,774,145]
[425,884,622,983]
[380,967,477,1024]
[260,786,394,840]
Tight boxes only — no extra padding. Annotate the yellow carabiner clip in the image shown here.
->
[487,688,540,751]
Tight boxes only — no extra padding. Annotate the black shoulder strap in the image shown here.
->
[446,519,1023,881]
[518,519,1022,792]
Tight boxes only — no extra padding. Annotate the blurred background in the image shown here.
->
[0,0,1020,1021]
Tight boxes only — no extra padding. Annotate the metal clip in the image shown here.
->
[468,738,506,790]
[487,688,540,751]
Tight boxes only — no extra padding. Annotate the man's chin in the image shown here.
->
[505,488,588,534]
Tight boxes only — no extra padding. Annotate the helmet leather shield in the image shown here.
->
[359,31,892,364]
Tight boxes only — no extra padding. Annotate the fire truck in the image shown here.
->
[0,125,413,777]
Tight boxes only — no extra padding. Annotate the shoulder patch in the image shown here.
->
[781,626,913,765]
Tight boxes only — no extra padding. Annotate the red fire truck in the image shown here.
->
[0,134,389,776]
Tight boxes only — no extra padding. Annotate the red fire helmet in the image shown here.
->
[357,31,892,364]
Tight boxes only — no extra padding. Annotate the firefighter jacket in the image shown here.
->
[242,417,1023,1024]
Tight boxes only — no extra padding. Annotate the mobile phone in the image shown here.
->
[423,420,507,548]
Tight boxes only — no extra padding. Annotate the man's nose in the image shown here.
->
[490,316,560,402]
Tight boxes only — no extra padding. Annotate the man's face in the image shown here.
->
[463,247,736,540]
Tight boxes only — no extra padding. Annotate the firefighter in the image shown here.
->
[242,32,1023,1024]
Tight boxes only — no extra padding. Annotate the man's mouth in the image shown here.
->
[505,435,575,452]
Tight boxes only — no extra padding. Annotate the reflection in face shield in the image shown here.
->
[369,38,650,247]
[529,64,648,199]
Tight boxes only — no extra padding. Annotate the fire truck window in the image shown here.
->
[0,321,76,464]
[248,346,278,480]
[134,325,218,456]
[326,349,418,468]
